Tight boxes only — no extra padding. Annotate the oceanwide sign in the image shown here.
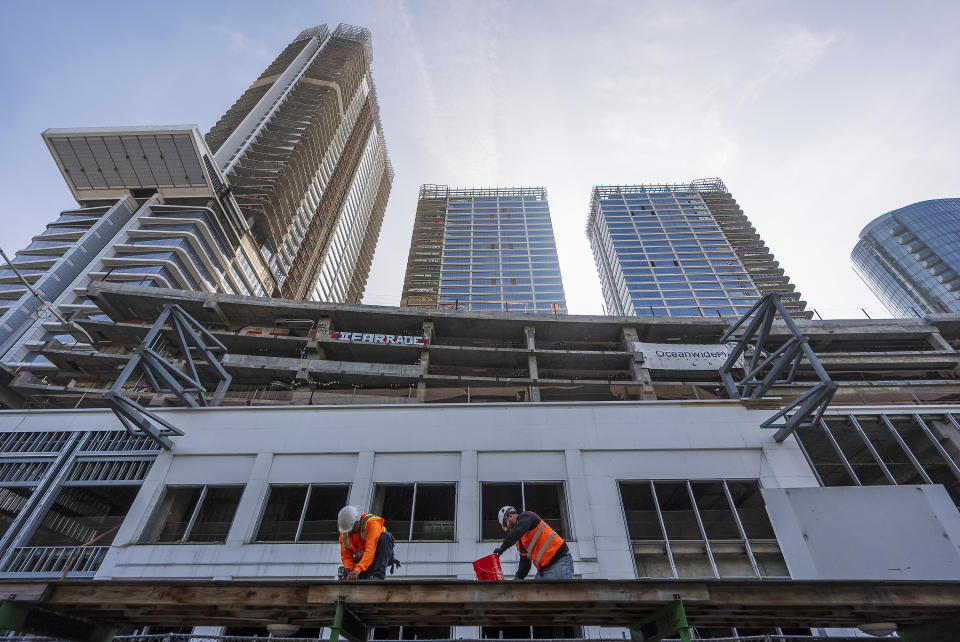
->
[632,342,743,370]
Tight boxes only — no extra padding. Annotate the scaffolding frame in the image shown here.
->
[419,185,548,201]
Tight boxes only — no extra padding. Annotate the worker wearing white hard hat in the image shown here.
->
[337,505,399,579]
[493,505,573,580]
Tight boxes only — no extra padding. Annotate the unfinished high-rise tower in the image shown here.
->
[587,179,809,318]
[401,185,567,314]
[0,24,392,372]
[207,24,393,303]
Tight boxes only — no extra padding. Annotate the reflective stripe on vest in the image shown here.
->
[516,513,564,571]
[341,513,381,559]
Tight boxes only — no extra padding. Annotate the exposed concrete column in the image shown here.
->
[305,316,331,359]
[524,326,541,402]
[296,317,331,398]
[621,326,656,400]
[202,298,231,327]
[416,321,433,403]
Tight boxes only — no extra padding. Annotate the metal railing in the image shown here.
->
[0,633,874,642]
[2,545,108,577]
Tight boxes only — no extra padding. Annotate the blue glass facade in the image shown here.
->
[402,186,567,314]
[587,180,809,318]
[852,199,960,316]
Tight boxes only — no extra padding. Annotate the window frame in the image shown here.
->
[370,481,458,542]
[617,478,786,580]
[478,480,572,542]
[140,483,245,544]
[253,482,352,543]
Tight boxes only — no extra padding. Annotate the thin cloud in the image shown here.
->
[217,27,271,61]
[738,26,837,107]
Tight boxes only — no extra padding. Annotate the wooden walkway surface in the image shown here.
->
[3,578,960,630]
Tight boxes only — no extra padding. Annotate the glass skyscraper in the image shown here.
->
[401,185,567,314]
[852,198,960,316]
[587,179,808,318]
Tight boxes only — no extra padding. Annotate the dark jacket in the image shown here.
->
[495,511,569,579]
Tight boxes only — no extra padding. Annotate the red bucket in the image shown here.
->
[473,553,504,580]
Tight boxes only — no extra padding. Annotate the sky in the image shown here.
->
[2,0,959,319]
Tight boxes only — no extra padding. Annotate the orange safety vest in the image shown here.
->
[516,512,564,571]
[340,513,384,563]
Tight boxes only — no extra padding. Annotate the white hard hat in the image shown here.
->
[337,505,360,533]
[498,505,518,530]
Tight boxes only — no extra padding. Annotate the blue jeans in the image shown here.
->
[537,553,574,579]
[358,530,395,580]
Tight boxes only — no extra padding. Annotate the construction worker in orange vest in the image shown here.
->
[492,505,574,579]
[337,505,399,580]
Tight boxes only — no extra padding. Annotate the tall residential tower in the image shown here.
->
[401,185,567,313]
[852,199,960,316]
[207,24,393,302]
[0,24,392,371]
[0,125,276,369]
[587,179,808,317]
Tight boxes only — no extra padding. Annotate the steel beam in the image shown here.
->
[720,294,836,442]
[104,304,231,450]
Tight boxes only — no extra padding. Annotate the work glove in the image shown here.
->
[493,547,502,557]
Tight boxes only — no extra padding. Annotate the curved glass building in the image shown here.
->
[852,199,960,316]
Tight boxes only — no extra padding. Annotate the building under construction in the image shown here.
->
[0,282,959,639]
[207,24,393,303]
[587,180,809,318]
[0,23,392,378]
[401,186,567,314]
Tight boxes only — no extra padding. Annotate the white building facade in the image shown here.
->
[2,400,959,637]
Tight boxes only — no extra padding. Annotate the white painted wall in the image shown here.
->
[764,485,960,580]
[0,400,819,584]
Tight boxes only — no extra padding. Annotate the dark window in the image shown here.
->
[480,481,567,540]
[256,484,350,542]
[141,485,244,543]
[371,483,456,541]
[620,481,662,540]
